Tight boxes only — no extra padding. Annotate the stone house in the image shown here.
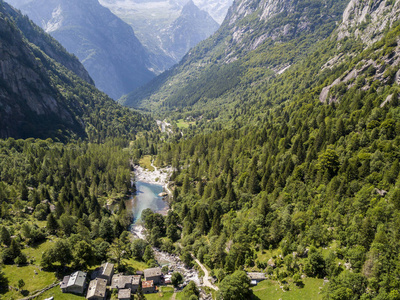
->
[91,262,114,285]
[111,274,141,292]
[142,280,156,293]
[247,272,266,286]
[60,271,87,295]
[86,278,107,300]
[118,288,131,300]
[144,267,162,285]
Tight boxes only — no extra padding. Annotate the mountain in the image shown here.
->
[159,0,220,62]
[120,0,349,111]
[193,0,233,24]
[7,0,155,100]
[0,0,153,140]
[99,0,225,72]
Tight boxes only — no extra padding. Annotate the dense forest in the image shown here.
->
[3,0,400,299]
[124,5,400,300]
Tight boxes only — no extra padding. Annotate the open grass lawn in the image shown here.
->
[122,257,148,272]
[3,264,57,300]
[251,278,324,300]
[176,119,195,129]
[23,239,55,264]
[36,285,85,300]
[138,286,176,299]
[139,155,155,171]
[1,239,62,299]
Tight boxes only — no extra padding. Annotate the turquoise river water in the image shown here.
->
[130,181,168,222]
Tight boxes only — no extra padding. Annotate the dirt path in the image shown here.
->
[192,255,219,291]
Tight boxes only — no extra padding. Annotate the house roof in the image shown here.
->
[111,275,132,289]
[144,267,161,278]
[118,288,131,299]
[102,262,114,277]
[142,280,154,289]
[247,272,266,280]
[132,275,141,285]
[68,271,87,288]
[60,276,70,289]
[86,278,107,299]
[92,262,114,280]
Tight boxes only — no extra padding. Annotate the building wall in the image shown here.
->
[143,286,155,293]
[146,276,161,285]
[66,285,85,295]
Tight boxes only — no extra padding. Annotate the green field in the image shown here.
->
[139,155,155,171]
[176,119,195,129]
[2,240,60,299]
[36,286,85,300]
[251,278,324,300]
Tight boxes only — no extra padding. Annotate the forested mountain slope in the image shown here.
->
[0,1,153,141]
[120,0,349,112]
[7,0,155,99]
[124,0,400,299]
[1,1,93,84]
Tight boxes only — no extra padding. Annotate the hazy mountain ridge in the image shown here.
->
[0,0,153,140]
[99,0,226,72]
[159,0,220,61]
[7,0,155,99]
[120,0,349,111]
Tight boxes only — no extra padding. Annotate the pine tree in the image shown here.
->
[0,226,11,246]
[46,213,58,234]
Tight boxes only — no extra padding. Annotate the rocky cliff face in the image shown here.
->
[219,0,348,63]
[318,0,400,104]
[1,2,94,84]
[7,0,155,99]
[337,0,400,45]
[0,3,80,138]
[160,0,219,62]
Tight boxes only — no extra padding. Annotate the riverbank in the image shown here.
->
[134,163,173,197]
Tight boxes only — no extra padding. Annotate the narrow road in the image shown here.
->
[191,255,219,291]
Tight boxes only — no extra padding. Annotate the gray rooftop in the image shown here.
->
[132,275,141,285]
[86,278,107,299]
[60,275,70,289]
[102,262,114,277]
[118,288,131,299]
[144,267,162,278]
[68,271,87,288]
[247,272,266,280]
[111,274,141,289]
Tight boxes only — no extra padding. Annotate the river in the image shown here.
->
[130,181,168,222]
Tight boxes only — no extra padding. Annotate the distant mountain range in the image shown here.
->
[0,0,152,140]
[99,0,226,72]
[159,0,220,62]
[6,0,155,100]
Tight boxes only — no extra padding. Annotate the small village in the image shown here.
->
[59,262,170,299]
[57,259,269,300]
